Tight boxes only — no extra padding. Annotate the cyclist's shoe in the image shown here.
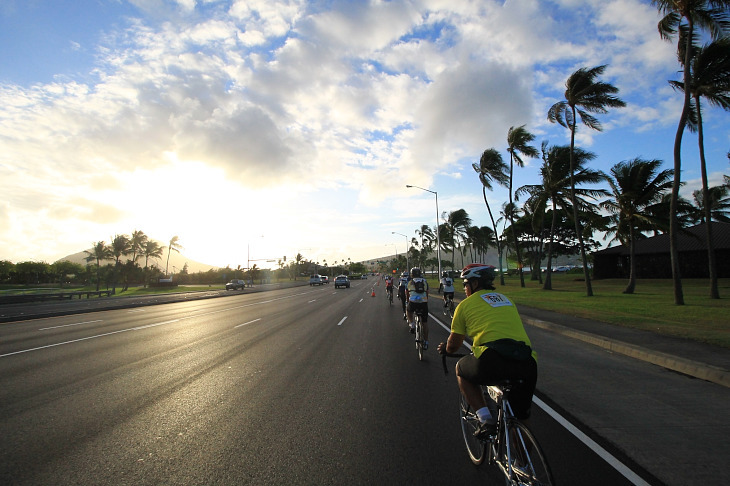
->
[473,421,497,439]
[423,341,429,350]
[409,324,415,334]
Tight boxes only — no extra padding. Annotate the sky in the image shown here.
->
[1,0,728,271]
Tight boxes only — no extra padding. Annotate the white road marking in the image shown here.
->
[39,320,103,330]
[337,316,348,326]
[235,318,261,329]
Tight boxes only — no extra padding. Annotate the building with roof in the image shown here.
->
[592,222,730,279]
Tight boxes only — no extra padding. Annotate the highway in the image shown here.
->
[1,282,658,485]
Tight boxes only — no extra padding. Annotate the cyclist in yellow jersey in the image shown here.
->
[438,264,538,438]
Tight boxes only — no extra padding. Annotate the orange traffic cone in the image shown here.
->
[371,289,376,297]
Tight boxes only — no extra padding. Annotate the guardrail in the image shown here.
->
[0,290,113,305]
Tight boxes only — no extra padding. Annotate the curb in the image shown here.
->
[523,317,730,389]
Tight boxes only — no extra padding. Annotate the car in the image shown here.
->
[309,274,324,286]
[225,279,245,290]
[320,276,329,284]
[334,275,350,288]
[360,274,367,279]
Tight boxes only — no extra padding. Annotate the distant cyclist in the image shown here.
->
[406,267,429,349]
[438,264,537,438]
[385,275,394,300]
[440,271,455,310]
[397,271,409,320]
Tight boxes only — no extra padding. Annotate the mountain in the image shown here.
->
[57,244,216,274]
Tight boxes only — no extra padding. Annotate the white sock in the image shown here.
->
[409,322,415,328]
[476,406,493,423]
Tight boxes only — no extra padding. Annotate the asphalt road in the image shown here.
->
[1,282,669,485]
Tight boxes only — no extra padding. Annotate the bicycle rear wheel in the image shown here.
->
[505,419,554,485]
[448,299,455,319]
[415,316,423,361]
[459,393,486,465]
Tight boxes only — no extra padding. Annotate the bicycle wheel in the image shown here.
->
[504,419,554,486]
[415,317,423,360]
[448,299,455,319]
[459,393,486,465]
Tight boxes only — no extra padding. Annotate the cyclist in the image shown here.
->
[437,264,537,438]
[397,271,409,320]
[440,271,455,311]
[406,267,429,349]
[385,274,394,301]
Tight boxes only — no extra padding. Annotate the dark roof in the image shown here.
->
[594,222,730,256]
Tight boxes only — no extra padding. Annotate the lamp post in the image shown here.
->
[406,184,441,279]
[392,231,410,271]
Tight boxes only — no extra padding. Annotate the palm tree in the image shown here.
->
[517,145,607,290]
[670,38,730,299]
[506,125,539,287]
[129,230,148,264]
[548,65,625,296]
[444,209,472,269]
[415,224,435,268]
[84,241,112,291]
[165,235,183,276]
[692,185,730,222]
[109,234,131,294]
[653,0,730,304]
[473,148,510,285]
[142,240,164,287]
[601,159,674,294]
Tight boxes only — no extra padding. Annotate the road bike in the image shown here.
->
[443,295,455,318]
[441,352,554,485]
[387,286,394,305]
[414,310,426,361]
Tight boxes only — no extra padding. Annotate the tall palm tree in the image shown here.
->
[109,234,131,294]
[652,0,730,304]
[84,241,112,292]
[444,209,472,269]
[165,235,183,276]
[670,38,730,299]
[473,148,510,285]
[129,230,148,264]
[548,64,625,296]
[517,145,607,290]
[601,159,674,294]
[142,240,164,287]
[506,125,539,287]
[415,224,435,268]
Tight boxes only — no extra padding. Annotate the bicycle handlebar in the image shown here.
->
[440,350,467,375]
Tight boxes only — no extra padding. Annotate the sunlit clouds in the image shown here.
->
[0,0,726,268]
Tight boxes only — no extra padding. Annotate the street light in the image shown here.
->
[392,231,410,271]
[406,184,441,279]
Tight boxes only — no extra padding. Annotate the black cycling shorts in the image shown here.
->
[443,292,454,300]
[407,301,428,323]
[456,348,537,420]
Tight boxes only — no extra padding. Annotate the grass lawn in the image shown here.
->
[431,274,730,349]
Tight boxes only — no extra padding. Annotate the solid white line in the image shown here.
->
[429,312,650,486]
[532,396,650,486]
[235,318,261,329]
[337,316,348,326]
[39,320,103,330]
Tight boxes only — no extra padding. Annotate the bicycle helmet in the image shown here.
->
[442,271,449,278]
[401,271,409,278]
[410,267,422,278]
[460,264,496,286]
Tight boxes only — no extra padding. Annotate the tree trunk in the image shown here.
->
[695,97,719,299]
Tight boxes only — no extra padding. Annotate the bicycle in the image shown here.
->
[441,352,554,485]
[386,286,394,305]
[443,295,455,318]
[414,310,426,361]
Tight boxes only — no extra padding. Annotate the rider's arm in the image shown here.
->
[445,332,465,354]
